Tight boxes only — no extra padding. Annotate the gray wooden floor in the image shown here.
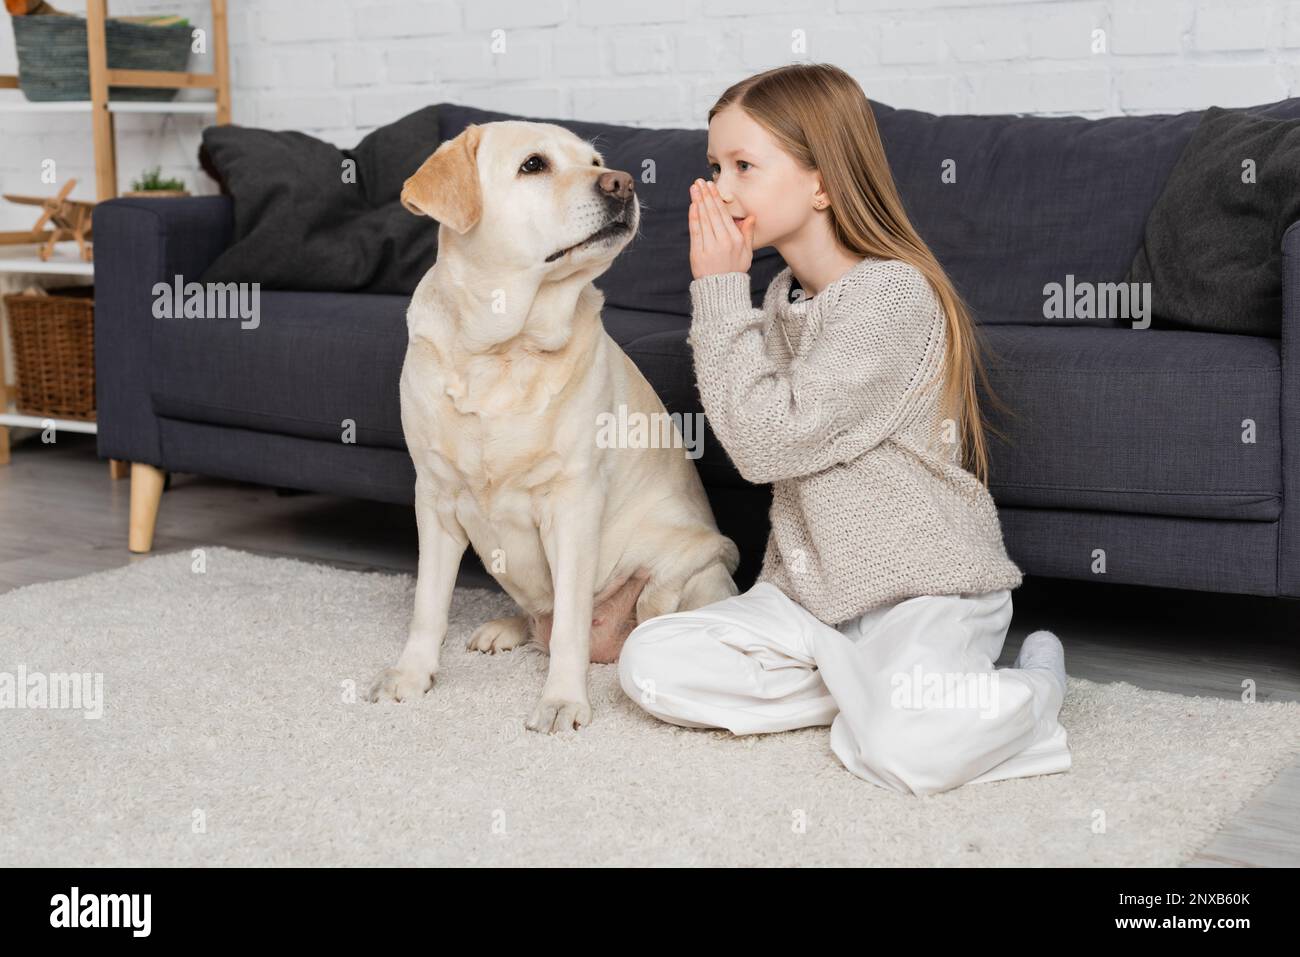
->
[3,431,1297,866]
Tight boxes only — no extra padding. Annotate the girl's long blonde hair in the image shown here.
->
[708,63,1014,487]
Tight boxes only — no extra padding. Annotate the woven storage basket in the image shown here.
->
[3,286,96,422]
[11,15,192,101]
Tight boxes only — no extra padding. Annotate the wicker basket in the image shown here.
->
[10,15,192,102]
[3,286,96,422]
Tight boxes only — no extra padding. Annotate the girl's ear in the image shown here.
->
[812,176,831,211]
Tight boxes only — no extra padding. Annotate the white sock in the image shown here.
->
[1014,629,1067,694]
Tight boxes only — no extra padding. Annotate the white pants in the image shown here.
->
[618,580,1071,796]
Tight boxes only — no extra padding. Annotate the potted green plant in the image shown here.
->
[123,166,189,198]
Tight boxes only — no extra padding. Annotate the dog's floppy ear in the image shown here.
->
[400,123,483,233]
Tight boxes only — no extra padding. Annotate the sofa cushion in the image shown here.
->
[623,322,1284,515]
[152,291,411,450]
[619,327,746,490]
[152,291,1279,520]
[979,324,1281,521]
[869,96,1300,329]
[152,291,1281,518]
[1125,105,1300,338]
[148,292,748,488]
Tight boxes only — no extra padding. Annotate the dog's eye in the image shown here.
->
[592,157,600,167]
[520,154,548,174]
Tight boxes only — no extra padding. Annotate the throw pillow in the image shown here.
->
[1126,105,1300,337]
[198,105,441,294]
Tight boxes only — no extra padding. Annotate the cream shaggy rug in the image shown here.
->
[1,546,1297,867]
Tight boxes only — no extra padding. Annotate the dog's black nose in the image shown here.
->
[597,170,634,201]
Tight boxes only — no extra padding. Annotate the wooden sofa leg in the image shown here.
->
[128,463,166,553]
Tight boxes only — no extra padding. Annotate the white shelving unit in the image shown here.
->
[0,244,97,277]
[0,246,98,450]
[0,0,230,470]
[0,99,218,114]
[0,411,96,434]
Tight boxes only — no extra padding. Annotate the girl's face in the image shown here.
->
[706,104,823,250]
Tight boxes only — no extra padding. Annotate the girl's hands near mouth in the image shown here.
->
[689,178,756,280]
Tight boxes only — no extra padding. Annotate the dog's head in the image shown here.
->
[401,120,640,274]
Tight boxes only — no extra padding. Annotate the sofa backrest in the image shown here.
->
[435,96,1300,326]
[871,95,1300,326]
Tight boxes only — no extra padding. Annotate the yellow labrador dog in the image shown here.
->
[367,121,740,732]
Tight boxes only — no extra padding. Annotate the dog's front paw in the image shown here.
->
[367,666,435,703]
[466,615,530,654]
[525,693,592,733]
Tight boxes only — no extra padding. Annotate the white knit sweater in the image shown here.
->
[687,255,1024,625]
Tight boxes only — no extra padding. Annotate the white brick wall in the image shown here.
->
[0,0,1297,229]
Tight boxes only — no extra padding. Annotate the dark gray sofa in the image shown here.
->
[93,98,1300,600]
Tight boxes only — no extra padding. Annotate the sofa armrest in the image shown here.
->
[1280,220,1300,597]
[93,195,234,465]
